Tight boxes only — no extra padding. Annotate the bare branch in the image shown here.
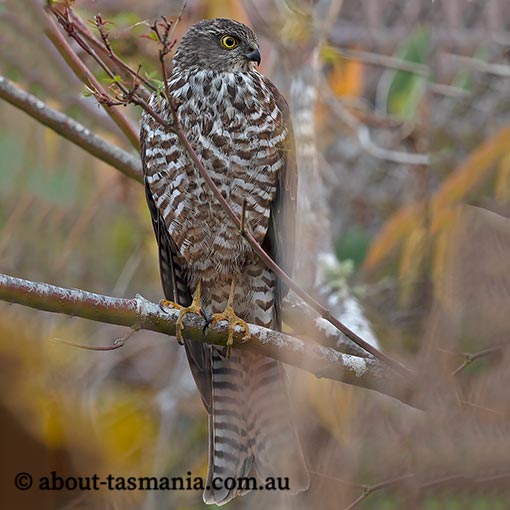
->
[340,471,510,510]
[450,345,506,376]
[43,9,140,149]
[0,75,142,182]
[63,12,155,97]
[443,53,510,77]
[337,47,430,76]
[0,272,410,405]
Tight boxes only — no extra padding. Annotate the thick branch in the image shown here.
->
[0,272,411,405]
[0,75,142,182]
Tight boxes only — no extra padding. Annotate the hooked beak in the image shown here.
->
[244,47,261,66]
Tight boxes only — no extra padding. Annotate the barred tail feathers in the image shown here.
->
[203,349,309,505]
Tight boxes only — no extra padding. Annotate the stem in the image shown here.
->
[44,11,140,150]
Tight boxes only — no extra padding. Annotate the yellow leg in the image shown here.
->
[159,281,202,344]
[210,276,251,358]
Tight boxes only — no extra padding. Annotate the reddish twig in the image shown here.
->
[71,11,155,95]
[43,11,140,149]
[150,16,177,102]
[46,5,173,133]
[450,345,505,376]
[50,327,139,351]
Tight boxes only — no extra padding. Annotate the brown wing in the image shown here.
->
[261,80,298,330]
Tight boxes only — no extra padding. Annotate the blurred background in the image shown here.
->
[1,0,510,508]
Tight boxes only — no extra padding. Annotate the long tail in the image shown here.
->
[203,348,309,505]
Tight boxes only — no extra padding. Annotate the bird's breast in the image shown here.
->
[161,70,285,279]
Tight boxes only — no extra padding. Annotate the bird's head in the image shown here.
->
[173,18,261,72]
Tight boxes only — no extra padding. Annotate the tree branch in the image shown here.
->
[0,75,142,182]
[320,75,430,166]
[282,293,372,358]
[449,345,505,376]
[0,272,412,406]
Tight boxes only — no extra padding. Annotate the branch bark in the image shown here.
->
[0,75,142,182]
[0,272,413,406]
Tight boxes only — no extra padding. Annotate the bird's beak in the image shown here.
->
[244,47,261,66]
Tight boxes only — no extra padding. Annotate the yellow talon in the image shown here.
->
[159,281,202,344]
[210,276,251,358]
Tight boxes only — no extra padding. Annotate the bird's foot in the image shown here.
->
[210,305,251,358]
[159,282,203,345]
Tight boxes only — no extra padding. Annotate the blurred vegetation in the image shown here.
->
[2,1,510,509]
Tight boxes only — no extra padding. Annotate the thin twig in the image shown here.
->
[50,327,139,351]
[309,470,364,490]
[336,47,430,76]
[458,399,508,417]
[47,6,173,134]
[340,471,510,510]
[49,6,144,107]
[443,53,510,77]
[429,82,471,98]
[240,198,248,234]
[153,17,175,102]
[449,345,506,376]
[71,11,155,94]
[43,12,140,149]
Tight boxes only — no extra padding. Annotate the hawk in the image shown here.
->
[140,18,309,505]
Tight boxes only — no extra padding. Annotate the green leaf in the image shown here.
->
[386,27,429,119]
[104,75,123,85]
[82,86,95,98]
[452,43,489,93]
[335,226,372,268]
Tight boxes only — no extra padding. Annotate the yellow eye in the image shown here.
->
[220,35,239,49]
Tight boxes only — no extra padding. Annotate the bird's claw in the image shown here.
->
[159,283,203,345]
[210,305,251,358]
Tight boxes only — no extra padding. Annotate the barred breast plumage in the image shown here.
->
[143,68,284,318]
[140,17,308,505]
